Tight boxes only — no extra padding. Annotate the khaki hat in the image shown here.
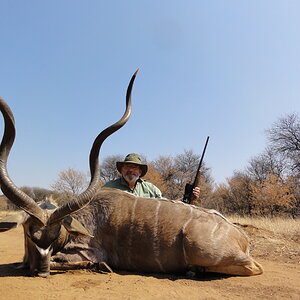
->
[116,153,148,177]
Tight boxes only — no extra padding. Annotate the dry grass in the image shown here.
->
[229,215,300,236]
[0,211,8,218]
[228,215,300,265]
[0,210,19,218]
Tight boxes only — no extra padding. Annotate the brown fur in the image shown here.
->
[52,188,263,276]
[0,188,263,277]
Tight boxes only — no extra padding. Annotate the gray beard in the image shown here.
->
[123,173,140,184]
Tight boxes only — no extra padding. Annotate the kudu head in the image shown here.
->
[0,70,138,277]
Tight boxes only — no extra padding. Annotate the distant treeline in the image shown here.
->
[1,113,299,218]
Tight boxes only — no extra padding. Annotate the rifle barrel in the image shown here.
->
[192,136,209,187]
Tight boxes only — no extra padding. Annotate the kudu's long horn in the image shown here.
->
[48,69,138,224]
[0,99,45,225]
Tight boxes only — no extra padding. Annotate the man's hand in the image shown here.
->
[192,187,200,199]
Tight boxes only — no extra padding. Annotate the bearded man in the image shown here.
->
[104,153,200,200]
[103,153,162,198]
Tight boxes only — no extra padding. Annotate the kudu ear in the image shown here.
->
[62,216,94,238]
[0,212,28,232]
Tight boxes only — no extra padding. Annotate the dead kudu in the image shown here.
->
[0,73,263,278]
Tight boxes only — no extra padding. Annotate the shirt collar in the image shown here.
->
[120,176,143,188]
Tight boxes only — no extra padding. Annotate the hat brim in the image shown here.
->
[116,162,148,177]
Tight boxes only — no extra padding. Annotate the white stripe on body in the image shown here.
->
[181,206,193,265]
[152,200,165,272]
[209,222,230,264]
[127,197,138,269]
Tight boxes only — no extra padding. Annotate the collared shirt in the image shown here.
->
[103,177,162,198]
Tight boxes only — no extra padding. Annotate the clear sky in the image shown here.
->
[0,1,299,189]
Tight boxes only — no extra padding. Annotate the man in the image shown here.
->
[104,153,200,200]
[104,153,162,198]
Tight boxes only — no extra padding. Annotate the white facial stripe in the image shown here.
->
[36,245,51,256]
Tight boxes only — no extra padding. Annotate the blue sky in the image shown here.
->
[0,1,299,189]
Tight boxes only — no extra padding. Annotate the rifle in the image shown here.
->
[182,136,209,204]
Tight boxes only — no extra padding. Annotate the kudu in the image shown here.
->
[0,72,263,278]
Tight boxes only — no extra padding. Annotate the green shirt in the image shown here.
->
[103,177,162,198]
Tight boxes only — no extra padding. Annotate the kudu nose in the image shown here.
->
[37,271,50,278]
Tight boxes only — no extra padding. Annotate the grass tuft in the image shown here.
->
[229,215,300,236]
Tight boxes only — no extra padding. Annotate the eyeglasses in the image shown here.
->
[122,163,141,170]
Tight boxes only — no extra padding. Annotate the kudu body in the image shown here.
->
[52,189,263,276]
[0,71,263,277]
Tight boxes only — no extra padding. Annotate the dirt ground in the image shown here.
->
[0,225,299,300]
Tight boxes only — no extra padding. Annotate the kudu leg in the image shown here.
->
[204,258,263,276]
[50,261,113,273]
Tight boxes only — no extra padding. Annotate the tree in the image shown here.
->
[266,113,300,174]
[100,154,123,183]
[1,186,55,210]
[20,186,54,202]
[174,149,213,205]
[285,175,300,217]
[152,155,180,199]
[152,150,213,202]
[51,168,88,197]
[152,155,177,182]
[174,149,200,184]
[250,174,296,216]
[247,147,287,183]
[143,163,167,195]
[215,171,253,215]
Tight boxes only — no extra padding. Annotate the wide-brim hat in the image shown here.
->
[116,153,148,177]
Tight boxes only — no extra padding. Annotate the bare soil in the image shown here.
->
[0,225,299,300]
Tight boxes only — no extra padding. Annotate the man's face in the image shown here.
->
[121,163,142,184]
